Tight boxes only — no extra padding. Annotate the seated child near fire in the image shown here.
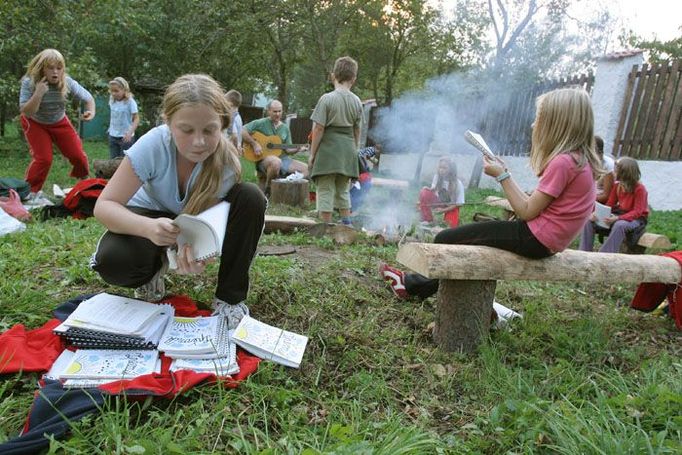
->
[418,156,464,227]
[350,143,381,214]
[380,87,603,300]
[579,156,648,253]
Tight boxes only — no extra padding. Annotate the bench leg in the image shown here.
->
[434,279,496,353]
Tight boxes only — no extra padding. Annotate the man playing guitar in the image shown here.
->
[242,100,309,195]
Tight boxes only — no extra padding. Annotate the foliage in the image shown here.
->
[630,34,682,64]
[1,131,681,452]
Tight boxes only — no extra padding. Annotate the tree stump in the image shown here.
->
[93,158,123,179]
[269,179,309,207]
[433,279,497,353]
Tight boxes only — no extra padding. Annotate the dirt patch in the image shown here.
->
[283,245,340,270]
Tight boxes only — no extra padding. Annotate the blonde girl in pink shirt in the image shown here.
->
[381,88,603,299]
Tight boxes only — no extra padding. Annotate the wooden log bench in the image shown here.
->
[482,196,672,253]
[396,243,681,354]
[371,177,410,190]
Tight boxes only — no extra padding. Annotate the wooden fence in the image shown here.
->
[481,72,595,156]
[614,61,682,160]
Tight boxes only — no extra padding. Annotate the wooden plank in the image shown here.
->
[642,64,668,159]
[622,64,649,157]
[372,177,410,189]
[651,61,679,160]
[484,195,513,212]
[660,65,682,160]
[396,243,681,284]
[637,233,672,249]
[632,63,658,158]
[613,65,639,156]
[264,215,317,234]
[669,105,682,161]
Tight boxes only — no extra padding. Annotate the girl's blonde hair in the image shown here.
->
[615,157,640,193]
[435,156,460,200]
[162,74,241,215]
[530,88,603,179]
[25,49,68,98]
[109,76,133,101]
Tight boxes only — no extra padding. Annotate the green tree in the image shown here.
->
[630,32,682,63]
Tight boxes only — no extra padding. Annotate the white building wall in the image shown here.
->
[591,52,645,156]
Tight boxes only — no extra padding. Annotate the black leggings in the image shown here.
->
[92,182,267,304]
[405,220,552,299]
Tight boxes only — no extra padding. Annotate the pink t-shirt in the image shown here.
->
[527,153,596,252]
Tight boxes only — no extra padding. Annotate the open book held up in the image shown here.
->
[171,201,230,263]
[594,202,613,229]
[464,130,496,160]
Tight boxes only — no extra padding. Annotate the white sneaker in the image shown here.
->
[212,299,250,329]
[25,191,54,207]
[134,256,169,302]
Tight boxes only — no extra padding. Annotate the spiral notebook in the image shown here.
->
[158,315,230,359]
[231,315,308,368]
[172,201,230,262]
[53,293,174,350]
[464,130,496,159]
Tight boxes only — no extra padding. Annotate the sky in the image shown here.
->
[439,0,681,43]
[577,0,681,42]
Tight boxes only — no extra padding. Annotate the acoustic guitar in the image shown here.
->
[243,131,308,162]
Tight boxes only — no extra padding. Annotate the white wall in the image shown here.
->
[591,53,644,156]
[380,152,682,211]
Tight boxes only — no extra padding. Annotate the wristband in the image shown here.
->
[496,171,511,183]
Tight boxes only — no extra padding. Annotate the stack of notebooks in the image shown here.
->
[53,293,174,350]
[46,348,161,389]
[158,315,239,376]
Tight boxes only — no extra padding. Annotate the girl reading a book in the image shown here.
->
[380,88,603,299]
[418,156,465,227]
[579,157,648,253]
[92,74,266,329]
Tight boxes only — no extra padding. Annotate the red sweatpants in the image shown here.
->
[418,188,460,227]
[21,115,90,192]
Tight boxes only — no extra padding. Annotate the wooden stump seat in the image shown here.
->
[396,243,681,354]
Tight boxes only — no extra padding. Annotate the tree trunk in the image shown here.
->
[434,279,497,353]
[269,179,309,207]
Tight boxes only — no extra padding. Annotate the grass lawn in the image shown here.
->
[1,124,681,454]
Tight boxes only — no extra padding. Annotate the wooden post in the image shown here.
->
[434,279,497,353]
[269,179,309,207]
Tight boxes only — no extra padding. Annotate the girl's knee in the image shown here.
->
[229,182,267,212]
[611,220,628,231]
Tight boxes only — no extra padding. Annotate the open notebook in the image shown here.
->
[172,201,230,262]
[231,316,308,368]
[464,130,496,159]
[594,202,613,229]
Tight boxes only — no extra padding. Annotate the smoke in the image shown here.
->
[370,69,523,180]
[357,68,528,230]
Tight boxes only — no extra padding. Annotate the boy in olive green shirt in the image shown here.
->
[308,56,363,224]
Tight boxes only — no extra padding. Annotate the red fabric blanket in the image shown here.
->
[0,294,261,395]
[630,251,682,330]
[0,294,261,454]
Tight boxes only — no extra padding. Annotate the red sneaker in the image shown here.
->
[378,262,409,299]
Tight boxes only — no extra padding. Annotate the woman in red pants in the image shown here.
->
[19,49,95,196]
